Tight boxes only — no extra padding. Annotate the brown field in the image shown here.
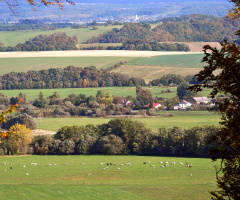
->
[112,65,201,83]
[185,42,221,52]
[0,50,203,58]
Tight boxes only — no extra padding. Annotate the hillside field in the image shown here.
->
[0,155,219,200]
[35,111,221,132]
[0,51,204,82]
[0,57,137,75]
[113,53,205,82]
[0,26,123,47]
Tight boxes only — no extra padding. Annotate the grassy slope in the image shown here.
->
[36,111,221,132]
[113,54,205,82]
[0,57,137,75]
[0,25,123,47]
[0,155,219,200]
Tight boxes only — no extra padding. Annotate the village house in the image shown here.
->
[174,100,192,110]
[190,97,213,105]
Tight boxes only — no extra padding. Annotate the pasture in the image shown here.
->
[0,25,123,47]
[0,155,219,200]
[36,111,221,132]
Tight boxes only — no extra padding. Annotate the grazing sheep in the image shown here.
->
[171,162,176,165]
[48,164,52,166]
[128,163,131,166]
[3,162,6,165]
[107,163,109,165]
[88,173,92,176]
[10,167,12,169]
[4,169,6,173]
[113,163,116,165]
[152,165,155,169]
[148,161,150,164]
[100,163,103,165]
[110,163,112,165]
[166,162,168,164]
[117,168,120,170]
[34,163,37,165]
[179,162,183,165]
[82,163,85,165]
[188,164,193,168]
[106,167,108,169]
[23,165,25,168]
[66,163,68,165]
[162,165,166,168]
[160,161,163,164]
[121,164,123,166]
[54,164,57,166]
[143,162,146,164]
[26,173,29,175]
[31,163,34,165]
[19,163,22,165]
[103,168,106,170]
[190,174,192,176]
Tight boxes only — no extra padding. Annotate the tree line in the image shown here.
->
[80,41,190,52]
[0,65,146,90]
[0,118,220,157]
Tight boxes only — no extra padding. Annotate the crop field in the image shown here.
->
[0,57,137,75]
[127,54,205,68]
[0,25,123,47]
[0,155,219,200]
[36,111,221,132]
[110,53,205,82]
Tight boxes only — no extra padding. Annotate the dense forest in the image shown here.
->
[0,33,78,51]
[87,15,240,44]
[0,65,146,90]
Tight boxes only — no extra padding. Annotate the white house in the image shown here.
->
[174,100,192,110]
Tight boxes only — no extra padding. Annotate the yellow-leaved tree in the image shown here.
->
[8,124,33,155]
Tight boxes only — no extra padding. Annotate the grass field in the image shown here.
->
[112,54,205,82]
[0,26,123,47]
[36,111,221,132]
[0,57,138,75]
[0,155,219,200]
[0,86,213,101]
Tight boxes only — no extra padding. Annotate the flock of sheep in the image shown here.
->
[2,159,193,177]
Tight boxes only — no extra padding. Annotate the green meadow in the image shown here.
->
[36,111,221,132]
[0,56,138,75]
[127,54,205,68]
[0,86,212,101]
[0,25,123,47]
[0,155,219,200]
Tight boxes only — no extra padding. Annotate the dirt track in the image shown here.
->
[0,50,203,58]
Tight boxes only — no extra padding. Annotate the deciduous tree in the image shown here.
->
[189,1,240,197]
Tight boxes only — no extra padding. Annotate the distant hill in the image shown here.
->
[87,15,239,43]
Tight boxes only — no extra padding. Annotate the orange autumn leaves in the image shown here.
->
[0,99,21,143]
[26,0,75,11]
